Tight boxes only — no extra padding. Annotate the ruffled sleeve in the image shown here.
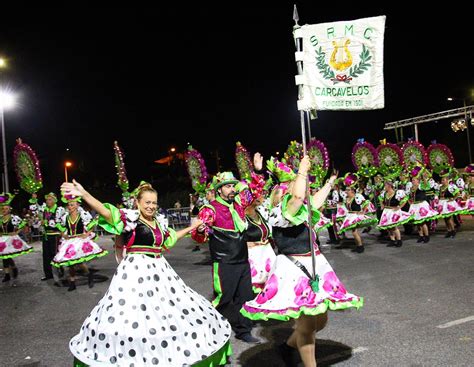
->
[191,205,216,243]
[396,190,408,206]
[97,203,139,235]
[56,213,68,233]
[11,215,27,230]
[163,228,178,249]
[448,183,460,197]
[279,194,321,227]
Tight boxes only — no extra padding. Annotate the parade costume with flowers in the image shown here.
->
[407,167,440,224]
[0,193,32,284]
[246,208,276,293]
[52,196,107,268]
[463,164,474,213]
[70,204,232,367]
[337,174,377,234]
[377,189,413,230]
[0,194,32,260]
[338,194,377,234]
[436,182,465,218]
[242,193,363,321]
[192,171,265,340]
[30,193,67,278]
[241,159,362,321]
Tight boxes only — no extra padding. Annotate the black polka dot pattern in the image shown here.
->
[68,253,231,366]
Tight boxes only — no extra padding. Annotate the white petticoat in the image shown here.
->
[69,254,231,366]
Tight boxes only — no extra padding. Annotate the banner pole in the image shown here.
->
[293,4,317,279]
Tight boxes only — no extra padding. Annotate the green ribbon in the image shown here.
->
[216,196,248,232]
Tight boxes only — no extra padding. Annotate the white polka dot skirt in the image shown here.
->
[69,254,231,366]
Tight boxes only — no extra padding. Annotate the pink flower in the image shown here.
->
[64,244,77,259]
[468,201,474,209]
[256,274,278,304]
[276,162,292,173]
[82,242,93,254]
[447,204,456,212]
[265,258,272,273]
[392,213,400,222]
[12,239,24,249]
[322,271,347,299]
[419,207,428,217]
[248,259,258,277]
[0,242,6,252]
[380,215,388,225]
[294,277,316,306]
[337,207,346,215]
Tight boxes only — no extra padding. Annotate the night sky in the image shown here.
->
[1,4,473,203]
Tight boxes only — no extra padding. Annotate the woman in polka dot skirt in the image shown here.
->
[61,180,232,367]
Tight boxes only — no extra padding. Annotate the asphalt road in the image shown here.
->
[1,218,473,367]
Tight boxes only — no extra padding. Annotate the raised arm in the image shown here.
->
[61,179,113,224]
[311,171,338,210]
[286,155,311,216]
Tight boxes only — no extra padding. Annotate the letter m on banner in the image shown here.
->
[294,16,385,111]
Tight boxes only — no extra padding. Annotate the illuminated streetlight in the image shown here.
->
[170,147,176,153]
[0,91,17,192]
[0,58,6,68]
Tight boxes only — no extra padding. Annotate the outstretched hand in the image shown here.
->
[329,169,339,184]
[253,152,263,171]
[61,179,86,198]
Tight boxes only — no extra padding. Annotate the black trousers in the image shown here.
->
[211,262,254,337]
[42,235,59,278]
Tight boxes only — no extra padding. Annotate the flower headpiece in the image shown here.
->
[0,193,15,207]
[266,157,297,184]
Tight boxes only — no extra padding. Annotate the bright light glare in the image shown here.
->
[0,92,16,109]
[65,162,73,167]
[0,58,6,68]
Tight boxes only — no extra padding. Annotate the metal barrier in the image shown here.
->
[166,207,191,229]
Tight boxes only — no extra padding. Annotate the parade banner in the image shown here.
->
[296,15,385,111]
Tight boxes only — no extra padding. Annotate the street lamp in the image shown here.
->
[0,91,16,192]
[448,97,472,163]
[0,58,6,68]
[64,161,73,182]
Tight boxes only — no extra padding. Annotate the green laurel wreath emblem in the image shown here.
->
[315,44,372,84]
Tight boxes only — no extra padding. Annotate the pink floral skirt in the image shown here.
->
[408,202,439,224]
[314,214,333,233]
[377,208,413,230]
[463,197,474,214]
[335,204,348,222]
[241,254,363,321]
[248,242,276,293]
[52,237,108,268]
[0,235,33,259]
[437,199,465,218]
[338,213,377,234]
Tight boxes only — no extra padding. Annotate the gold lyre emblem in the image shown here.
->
[329,39,353,71]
